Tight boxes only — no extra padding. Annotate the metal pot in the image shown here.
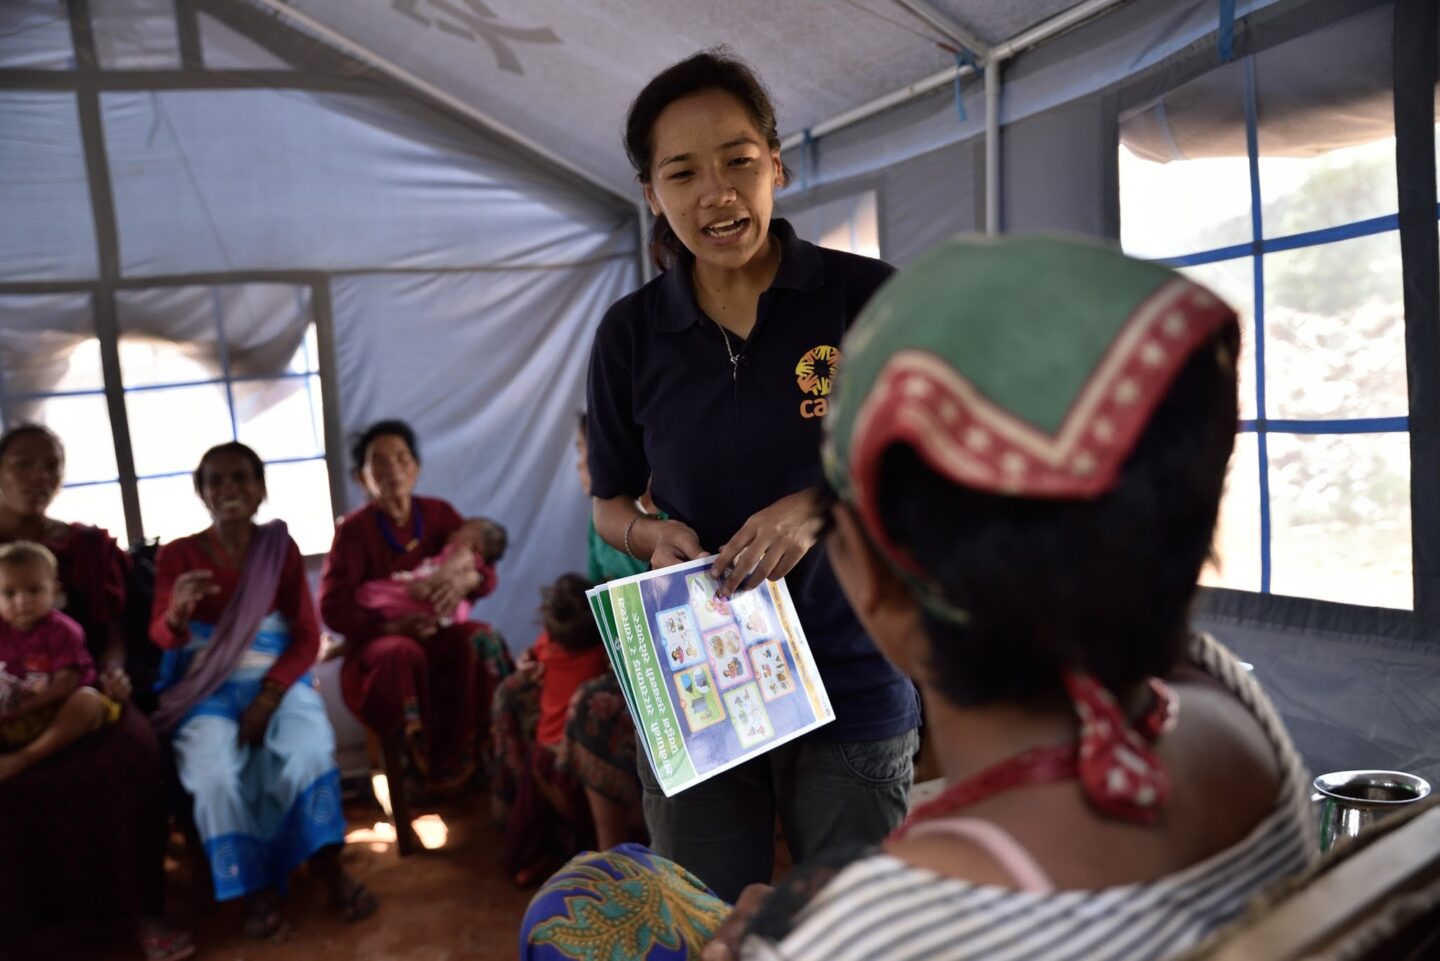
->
[1312,769,1432,853]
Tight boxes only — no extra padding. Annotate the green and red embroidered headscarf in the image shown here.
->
[822,236,1239,825]
[823,234,1238,589]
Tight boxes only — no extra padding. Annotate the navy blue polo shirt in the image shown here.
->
[586,218,919,743]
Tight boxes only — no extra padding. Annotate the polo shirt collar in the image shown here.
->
[654,218,823,332]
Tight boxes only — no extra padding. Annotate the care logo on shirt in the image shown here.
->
[796,345,840,419]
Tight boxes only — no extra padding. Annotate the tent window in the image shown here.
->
[1119,43,1425,611]
[785,191,881,259]
[116,284,334,554]
[0,292,128,538]
[0,285,335,554]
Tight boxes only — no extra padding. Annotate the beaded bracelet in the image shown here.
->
[623,512,663,560]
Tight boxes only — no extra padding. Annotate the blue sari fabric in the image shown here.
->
[165,614,345,901]
[522,844,731,961]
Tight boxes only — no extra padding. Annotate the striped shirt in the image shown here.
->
[742,634,1316,961]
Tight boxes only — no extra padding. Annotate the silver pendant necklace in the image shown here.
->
[693,248,779,383]
[714,318,741,381]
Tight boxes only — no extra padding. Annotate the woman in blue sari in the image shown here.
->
[151,442,377,939]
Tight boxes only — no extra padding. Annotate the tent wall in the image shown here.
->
[779,137,982,268]
[999,94,1119,237]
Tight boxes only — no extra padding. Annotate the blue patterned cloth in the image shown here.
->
[166,614,345,901]
[522,844,731,961]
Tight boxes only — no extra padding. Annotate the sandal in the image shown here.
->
[139,931,196,961]
[331,877,379,923]
[242,892,290,941]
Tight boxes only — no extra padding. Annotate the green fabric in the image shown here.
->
[826,236,1181,476]
[587,518,651,585]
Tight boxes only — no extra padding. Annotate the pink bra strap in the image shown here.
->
[900,817,1056,894]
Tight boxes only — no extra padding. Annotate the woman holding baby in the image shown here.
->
[319,418,514,799]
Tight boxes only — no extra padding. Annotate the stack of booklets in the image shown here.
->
[586,556,834,796]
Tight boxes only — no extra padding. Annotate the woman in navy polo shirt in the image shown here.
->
[584,48,920,903]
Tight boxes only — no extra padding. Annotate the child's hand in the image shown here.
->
[98,666,132,703]
[516,648,545,683]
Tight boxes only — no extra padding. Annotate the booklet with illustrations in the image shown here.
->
[586,556,834,797]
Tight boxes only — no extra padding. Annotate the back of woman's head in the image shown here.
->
[821,235,1240,709]
[543,572,600,652]
[877,333,1236,707]
[624,48,783,271]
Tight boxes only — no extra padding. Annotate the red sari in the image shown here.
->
[0,524,165,937]
[319,496,511,785]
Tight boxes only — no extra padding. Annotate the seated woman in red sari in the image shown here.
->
[319,420,513,794]
[151,442,376,940]
[0,424,192,961]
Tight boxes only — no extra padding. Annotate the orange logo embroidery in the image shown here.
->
[796,345,839,418]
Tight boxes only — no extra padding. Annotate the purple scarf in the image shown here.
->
[153,520,291,734]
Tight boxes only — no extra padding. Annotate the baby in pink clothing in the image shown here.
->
[0,541,119,782]
[355,517,505,626]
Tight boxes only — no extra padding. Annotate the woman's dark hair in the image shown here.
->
[576,410,587,436]
[624,48,784,272]
[0,423,63,464]
[873,330,1239,708]
[542,572,600,652]
[193,441,266,496]
[350,419,419,474]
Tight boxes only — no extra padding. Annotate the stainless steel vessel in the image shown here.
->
[1312,769,1431,853]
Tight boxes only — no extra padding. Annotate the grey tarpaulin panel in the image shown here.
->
[330,258,637,649]
[1001,93,1118,237]
[1122,4,1402,162]
[0,0,74,70]
[91,0,180,70]
[874,139,982,267]
[268,0,960,195]
[779,133,981,269]
[776,0,1292,198]
[0,92,98,281]
[197,10,290,69]
[780,82,988,200]
[931,0,1088,46]
[1194,592,1440,784]
[99,88,634,277]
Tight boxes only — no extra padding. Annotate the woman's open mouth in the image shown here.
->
[701,217,749,240]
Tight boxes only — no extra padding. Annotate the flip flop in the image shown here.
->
[242,894,290,941]
[331,878,379,923]
[139,931,196,961]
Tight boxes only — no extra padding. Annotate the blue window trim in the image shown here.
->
[2,369,320,405]
[1136,53,1418,606]
[1152,208,1440,269]
[58,453,328,490]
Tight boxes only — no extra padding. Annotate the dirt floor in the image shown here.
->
[28,793,537,961]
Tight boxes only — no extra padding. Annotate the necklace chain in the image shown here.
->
[690,249,780,384]
[714,319,740,381]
